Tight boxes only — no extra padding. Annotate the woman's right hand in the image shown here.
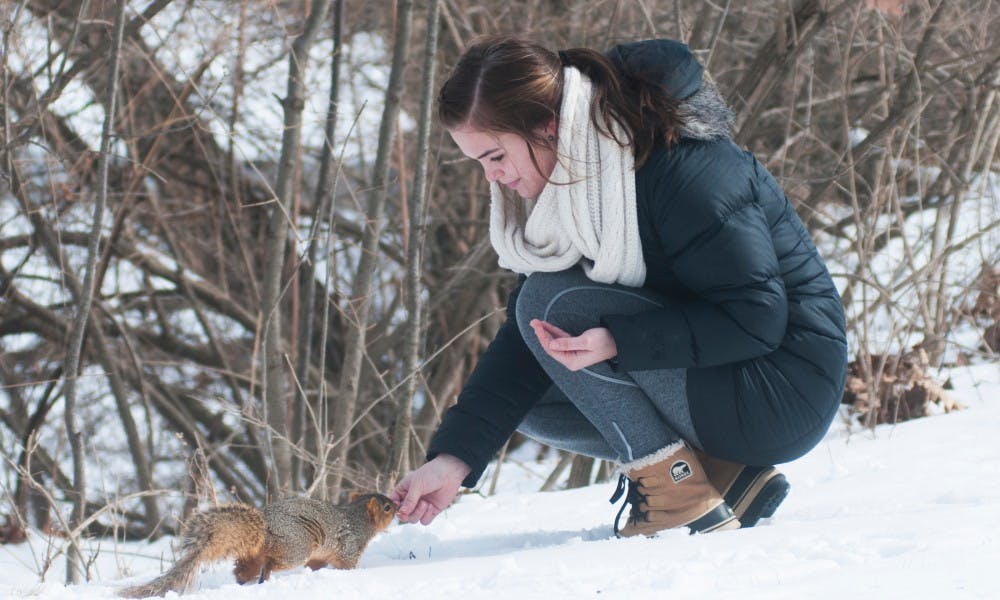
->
[390,454,471,525]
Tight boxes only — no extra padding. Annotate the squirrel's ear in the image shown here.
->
[347,491,362,502]
[365,497,381,520]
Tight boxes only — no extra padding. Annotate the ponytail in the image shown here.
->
[558,47,682,168]
[438,37,684,170]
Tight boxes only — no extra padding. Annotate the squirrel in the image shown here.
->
[119,493,396,598]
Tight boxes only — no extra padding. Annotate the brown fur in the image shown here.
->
[119,494,396,597]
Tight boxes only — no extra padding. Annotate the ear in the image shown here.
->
[347,491,362,503]
[365,497,380,521]
[544,117,558,140]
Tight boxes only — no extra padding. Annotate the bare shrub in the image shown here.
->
[842,348,964,426]
[0,0,996,536]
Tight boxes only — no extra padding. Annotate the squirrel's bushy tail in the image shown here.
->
[119,504,265,598]
[118,550,202,599]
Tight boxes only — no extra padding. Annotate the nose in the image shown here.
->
[484,163,503,183]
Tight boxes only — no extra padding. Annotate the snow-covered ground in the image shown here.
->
[2,362,997,599]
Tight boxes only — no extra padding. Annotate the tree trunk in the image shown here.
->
[260,0,335,496]
[61,0,127,582]
[297,0,345,493]
[385,0,441,486]
[330,0,415,499]
[566,455,595,489]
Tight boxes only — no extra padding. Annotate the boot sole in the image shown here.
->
[725,467,790,528]
[687,503,741,535]
[621,503,741,538]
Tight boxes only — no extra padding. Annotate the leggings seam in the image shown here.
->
[542,285,664,318]
[542,285,662,389]
[611,421,634,462]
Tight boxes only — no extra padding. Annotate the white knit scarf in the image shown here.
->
[488,67,646,287]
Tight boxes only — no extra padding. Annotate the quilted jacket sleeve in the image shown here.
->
[427,277,552,487]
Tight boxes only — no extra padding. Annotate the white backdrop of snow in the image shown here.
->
[1,363,997,600]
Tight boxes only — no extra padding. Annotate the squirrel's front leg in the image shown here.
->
[258,560,274,583]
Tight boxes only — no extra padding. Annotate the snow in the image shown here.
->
[2,363,997,599]
[3,10,998,598]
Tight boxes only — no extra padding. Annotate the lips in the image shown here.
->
[504,178,521,191]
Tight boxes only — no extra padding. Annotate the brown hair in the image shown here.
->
[437,36,684,170]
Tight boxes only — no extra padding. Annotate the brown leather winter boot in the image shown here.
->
[694,449,791,528]
[611,443,740,537]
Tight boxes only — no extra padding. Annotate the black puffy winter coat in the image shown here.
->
[428,40,848,487]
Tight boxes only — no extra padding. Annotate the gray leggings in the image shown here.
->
[514,268,700,464]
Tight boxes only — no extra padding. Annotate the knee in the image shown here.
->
[514,269,585,336]
[514,274,545,335]
[516,412,542,438]
[514,273,555,345]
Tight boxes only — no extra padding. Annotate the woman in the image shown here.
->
[391,37,847,537]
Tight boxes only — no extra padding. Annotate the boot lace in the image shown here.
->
[609,474,647,537]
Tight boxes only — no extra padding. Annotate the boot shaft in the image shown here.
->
[616,444,739,537]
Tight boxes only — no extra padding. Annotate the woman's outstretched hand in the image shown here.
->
[529,319,618,371]
[391,454,471,525]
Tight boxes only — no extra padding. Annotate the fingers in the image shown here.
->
[531,319,589,352]
[395,478,423,522]
[406,499,428,524]
[389,477,408,506]
[530,320,578,353]
[417,500,440,525]
[529,322,618,372]
[548,335,587,352]
[540,346,585,371]
[401,499,440,526]
[531,320,586,363]
[529,319,553,346]
[543,321,572,338]
[531,319,570,339]
[392,456,468,525]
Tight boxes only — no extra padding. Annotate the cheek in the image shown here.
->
[514,154,535,178]
[539,149,558,178]
[526,157,553,187]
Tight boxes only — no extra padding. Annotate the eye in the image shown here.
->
[489,154,505,163]
[383,502,393,512]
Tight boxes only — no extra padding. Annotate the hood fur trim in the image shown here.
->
[677,76,734,141]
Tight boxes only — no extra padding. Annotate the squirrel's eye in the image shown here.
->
[383,503,393,512]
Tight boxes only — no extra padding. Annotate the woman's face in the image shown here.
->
[449,125,557,200]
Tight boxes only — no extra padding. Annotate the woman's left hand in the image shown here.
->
[529,319,618,371]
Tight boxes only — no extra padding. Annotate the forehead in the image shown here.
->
[450,127,518,158]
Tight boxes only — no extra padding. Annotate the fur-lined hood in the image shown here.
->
[606,39,734,142]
